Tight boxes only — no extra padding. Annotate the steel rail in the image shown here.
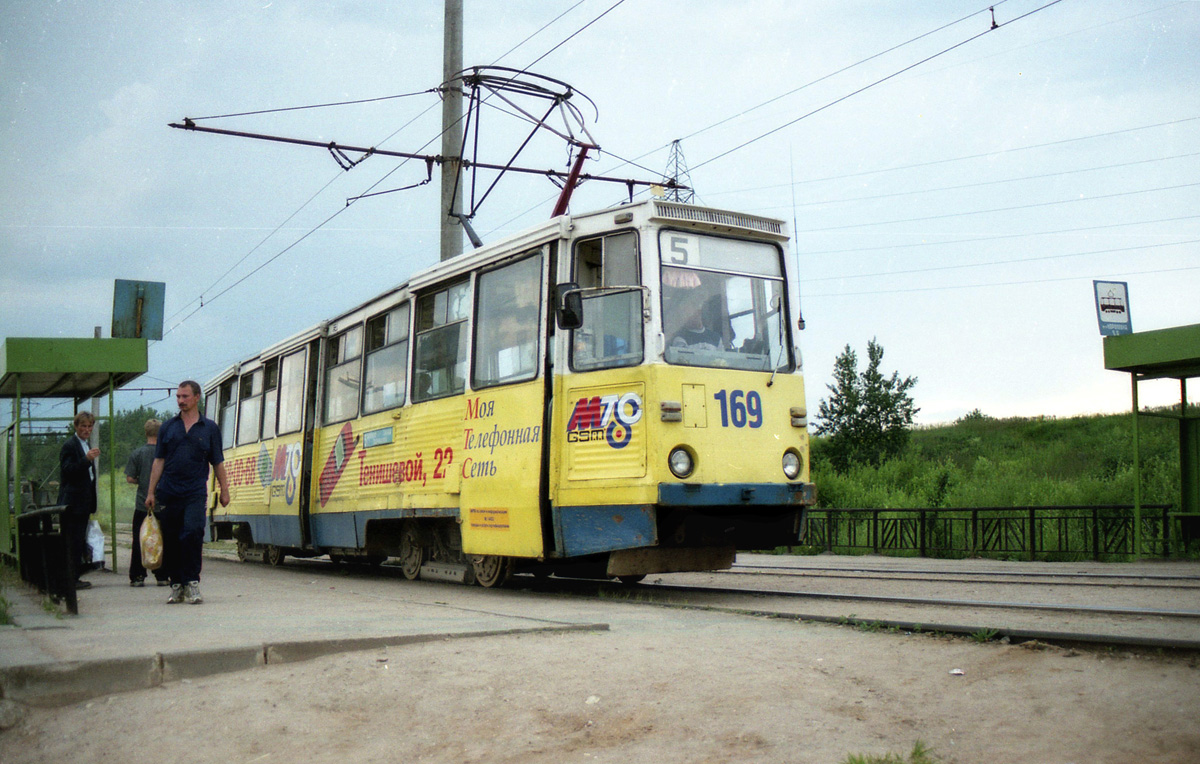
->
[641,581,1200,619]
[527,577,1200,652]
[699,609,1200,653]
[723,565,1200,590]
[731,562,1200,584]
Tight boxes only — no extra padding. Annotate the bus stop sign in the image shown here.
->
[1094,280,1131,337]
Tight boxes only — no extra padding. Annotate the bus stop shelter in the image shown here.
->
[1,337,148,570]
[1104,323,1200,555]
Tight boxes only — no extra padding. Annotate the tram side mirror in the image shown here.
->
[555,282,584,330]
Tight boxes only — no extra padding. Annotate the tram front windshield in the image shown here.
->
[659,232,791,373]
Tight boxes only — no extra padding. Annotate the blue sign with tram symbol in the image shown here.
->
[1093,280,1131,337]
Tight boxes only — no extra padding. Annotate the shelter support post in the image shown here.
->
[1132,375,1142,557]
[1180,379,1200,551]
[108,372,118,573]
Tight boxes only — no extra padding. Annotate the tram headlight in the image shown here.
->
[668,447,694,479]
[782,450,802,480]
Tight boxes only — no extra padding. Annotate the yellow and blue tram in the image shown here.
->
[206,199,815,586]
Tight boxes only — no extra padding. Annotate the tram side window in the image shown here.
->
[473,254,541,389]
[236,370,263,446]
[324,327,363,424]
[576,231,637,288]
[277,349,306,435]
[260,360,279,440]
[218,379,236,449]
[363,303,410,414]
[571,231,643,371]
[413,281,469,402]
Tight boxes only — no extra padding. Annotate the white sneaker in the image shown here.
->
[166,584,184,604]
[184,581,203,605]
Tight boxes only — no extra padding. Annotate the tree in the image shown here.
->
[814,338,918,472]
[18,405,173,500]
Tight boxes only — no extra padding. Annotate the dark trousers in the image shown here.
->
[61,511,89,581]
[157,493,207,585]
[129,509,169,583]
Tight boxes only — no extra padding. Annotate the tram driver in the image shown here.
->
[669,295,729,351]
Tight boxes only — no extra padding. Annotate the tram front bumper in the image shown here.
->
[658,481,816,507]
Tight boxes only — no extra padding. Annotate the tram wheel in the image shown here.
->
[399,524,424,580]
[265,545,286,567]
[471,555,513,588]
[235,539,250,563]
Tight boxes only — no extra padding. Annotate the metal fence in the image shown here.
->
[791,505,1183,560]
[15,505,79,614]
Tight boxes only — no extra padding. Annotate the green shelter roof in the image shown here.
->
[1103,323,1200,381]
[0,337,148,400]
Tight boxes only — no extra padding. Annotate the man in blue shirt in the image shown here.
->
[146,381,230,605]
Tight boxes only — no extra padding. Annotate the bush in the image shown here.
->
[813,410,1181,510]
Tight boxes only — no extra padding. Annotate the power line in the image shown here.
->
[486,1,1071,234]
[489,0,591,65]
[804,238,1200,283]
[166,1,631,337]
[519,0,629,72]
[716,115,1200,195]
[188,89,437,121]
[691,0,1069,173]
[797,214,1200,256]
[916,1,1190,82]
[675,2,1011,149]
[745,151,1200,210]
[804,264,1200,299]
[162,168,347,327]
[798,181,1200,233]
[165,201,353,336]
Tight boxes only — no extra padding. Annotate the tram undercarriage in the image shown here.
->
[221,501,806,589]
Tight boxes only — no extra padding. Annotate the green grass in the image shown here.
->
[811,409,1183,510]
[971,627,1000,643]
[843,740,941,764]
[95,473,139,530]
[0,564,19,625]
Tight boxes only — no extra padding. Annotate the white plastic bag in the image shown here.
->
[86,519,106,570]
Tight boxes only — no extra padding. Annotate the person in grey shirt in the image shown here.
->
[125,418,167,586]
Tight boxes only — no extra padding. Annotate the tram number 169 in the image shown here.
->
[713,389,763,429]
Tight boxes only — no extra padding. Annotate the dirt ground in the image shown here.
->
[3,604,1198,764]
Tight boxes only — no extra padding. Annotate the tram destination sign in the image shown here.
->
[1093,280,1132,337]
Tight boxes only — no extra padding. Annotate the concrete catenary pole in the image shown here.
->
[440,0,464,262]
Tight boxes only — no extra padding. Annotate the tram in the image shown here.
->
[205,199,815,586]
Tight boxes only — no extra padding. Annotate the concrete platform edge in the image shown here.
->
[1,622,609,708]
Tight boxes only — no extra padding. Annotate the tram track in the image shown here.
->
[209,545,1200,653]
[587,578,1200,653]
[638,580,1200,620]
[507,570,1200,654]
[727,562,1200,589]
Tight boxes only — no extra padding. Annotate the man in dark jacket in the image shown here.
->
[58,411,99,589]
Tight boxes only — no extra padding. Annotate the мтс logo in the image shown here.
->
[566,392,643,449]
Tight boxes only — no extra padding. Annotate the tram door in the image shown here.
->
[264,346,312,548]
[455,248,550,560]
[551,231,650,557]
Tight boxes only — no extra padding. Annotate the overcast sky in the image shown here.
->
[2,0,1197,428]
